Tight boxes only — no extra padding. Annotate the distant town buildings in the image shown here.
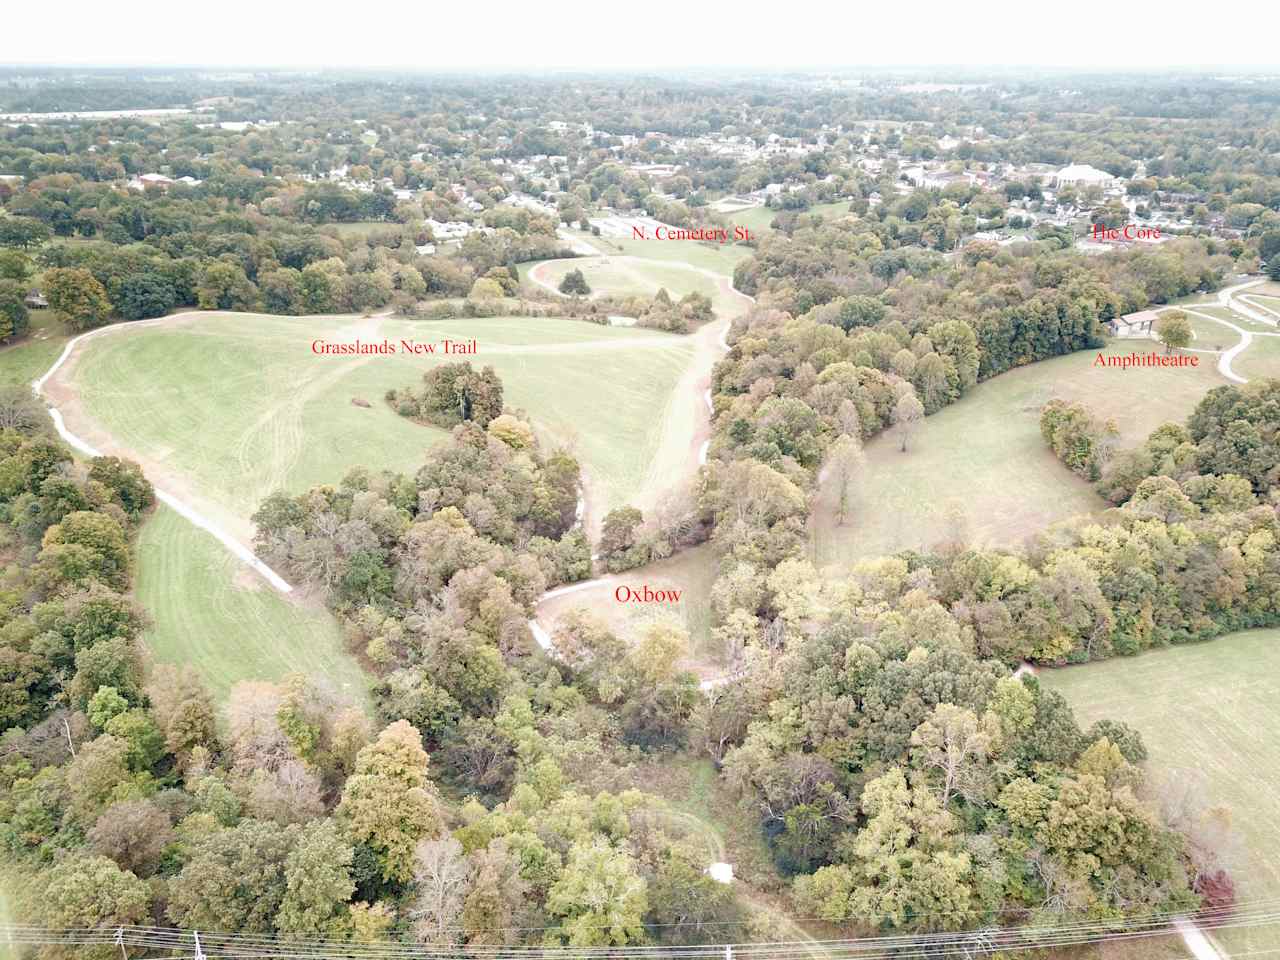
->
[1051,163,1116,189]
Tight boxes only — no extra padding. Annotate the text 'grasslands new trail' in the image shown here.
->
[310,338,478,355]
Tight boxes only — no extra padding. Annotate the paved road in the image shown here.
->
[1174,917,1225,960]
[1150,278,1271,384]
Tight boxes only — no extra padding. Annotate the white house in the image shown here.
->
[1051,163,1116,189]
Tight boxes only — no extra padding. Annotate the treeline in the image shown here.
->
[0,174,573,337]
[735,221,1230,322]
[677,379,1280,925]
[0,399,742,946]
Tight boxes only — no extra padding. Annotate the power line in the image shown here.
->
[2,905,1277,960]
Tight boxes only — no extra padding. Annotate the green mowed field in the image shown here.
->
[1237,331,1280,382]
[1244,294,1280,319]
[1193,304,1276,335]
[70,312,695,522]
[1181,314,1236,352]
[728,200,853,232]
[136,504,370,706]
[532,256,748,319]
[812,340,1226,566]
[1184,304,1280,381]
[723,204,778,235]
[558,229,753,275]
[321,220,402,238]
[1043,629,1280,954]
[0,309,71,387]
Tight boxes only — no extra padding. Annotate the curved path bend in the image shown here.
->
[528,273,753,691]
[1149,278,1272,384]
[33,316,296,594]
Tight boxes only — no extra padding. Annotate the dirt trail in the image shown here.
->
[529,263,754,689]
[34,312,296,593]
[527,253,751,532]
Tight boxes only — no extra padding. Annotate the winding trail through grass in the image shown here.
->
[1147,279,1274,384]
[33,315,297,593]
[526,258,753,675]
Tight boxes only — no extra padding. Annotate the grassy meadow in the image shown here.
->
[1238,329,1280,381]
[136,505,369,705]
[1043,628,1280,954]
[530,255,750,319]
[811,339,1226,566]
[0,309,71,387]
[67,312,696,526]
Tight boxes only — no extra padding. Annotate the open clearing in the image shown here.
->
[1043,628,1280,955]
[136,504,370,706]
[528,255,751,320]
[55,312,697,536]
[545,227,753,275]
[0,309,70,387]
[811,339,1226,566]
[537,542,723,680]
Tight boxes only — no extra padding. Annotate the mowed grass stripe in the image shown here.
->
[1043,629,1280,954]
[136,504,370,707]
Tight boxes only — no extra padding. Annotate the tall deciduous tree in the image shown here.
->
[546,838,647,947]
[825,434,864,525]
[44,267,112,331]
[275,820,356,936]
[410,837,470,944]
[167,820,299,932]
[1156,310,1192,353]
[894,390,925,452]
[0,278,29,341]
[41,855,149,931]
[337,720,443,885]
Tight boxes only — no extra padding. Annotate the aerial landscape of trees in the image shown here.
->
[2,65,1280,951]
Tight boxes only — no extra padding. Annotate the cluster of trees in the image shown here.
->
[0,424,155,732]
[557,269,590,297]
[1040,398,1118,481]
[387,362,505,430]
[635,289,713,334]
[0,398,741,945]
[671,380,1280,931]
[652,382,1280,933]
[251,419,591,728]
[1101,381,1280,503]
[712,615,1203,927]
[736,220,1227,337]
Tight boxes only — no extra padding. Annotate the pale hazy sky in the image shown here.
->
[6,0,1279,71]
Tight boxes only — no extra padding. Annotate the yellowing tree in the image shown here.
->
[337,720,443,884]
[546,838,647,947]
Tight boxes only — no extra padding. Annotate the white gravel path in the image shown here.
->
[32,318,296,594]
